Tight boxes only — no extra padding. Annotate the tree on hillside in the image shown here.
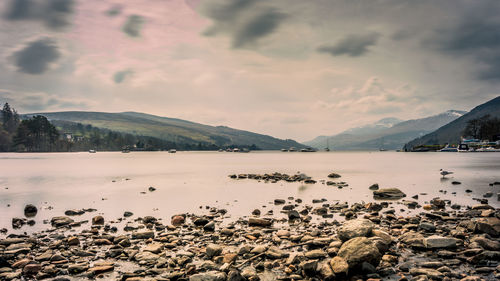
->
[463,115,500,141]
[1,103,20,134]
[0,103,21,151]
[14,115,59,152]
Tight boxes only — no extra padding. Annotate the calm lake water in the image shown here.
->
[1,151,499,234]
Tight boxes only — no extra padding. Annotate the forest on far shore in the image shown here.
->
[0,103,242,152]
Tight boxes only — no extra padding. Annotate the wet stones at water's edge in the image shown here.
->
[1,196,500,281]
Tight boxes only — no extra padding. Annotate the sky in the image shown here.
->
[0,0,499,142]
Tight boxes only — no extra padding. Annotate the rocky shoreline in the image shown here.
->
[1,191,500,281]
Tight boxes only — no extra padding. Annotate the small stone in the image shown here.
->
[92,215,104,225]
[67,237,80,246]
[132,231,154,239]
[206,244,223,258]
[248,217,272,227]
[23,263,42,275]
[171,215,185,226]
[88,265,114,275]
[328,173,341,178]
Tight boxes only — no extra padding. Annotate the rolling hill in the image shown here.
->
[23,111,306,150]
[304,110,466,150]
[404,96,500,149]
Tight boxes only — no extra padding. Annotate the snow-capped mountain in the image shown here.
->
[304,110,466,150]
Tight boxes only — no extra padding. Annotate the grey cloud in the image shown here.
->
[3,0,75,30]
[431,14,500,81]
[113,70,133,83]
[0,90,89,112]
[318,32,380,57]
[106,5,122,17]
[10,37,61,75]
[123,15,144,37]
[232,9,286,48]
[201,0,286,48]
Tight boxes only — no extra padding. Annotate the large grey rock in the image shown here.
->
[475,217,500,237]
[373,188,406,199]
[338,237,381,268]
[337,219,374,241]
[424,235,458,249]
[206,244,223,258]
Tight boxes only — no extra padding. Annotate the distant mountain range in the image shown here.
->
[405,96,500,149]
[304,110,466,150]
[23,111,306,150]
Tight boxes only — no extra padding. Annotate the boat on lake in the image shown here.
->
[439,144,458,152]
[168,149,177,153]
[89,149,96,153]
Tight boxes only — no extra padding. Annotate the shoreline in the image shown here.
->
[1,196,499,281]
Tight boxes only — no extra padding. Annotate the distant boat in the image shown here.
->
[233,148,240,152]
[476,146,500,152]
[457,143,470,152]
[218,149,224,152]
[168,149,177,153]
[240,148,250,153]
[288,147,297,152]
[281,148,288,152]
[325,138,330,151]
[379,137,387,151]
[122,149,130,153]
[89,149,96,153]
[300,147,317,152]
[439,144,458,152]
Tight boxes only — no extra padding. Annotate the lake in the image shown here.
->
[1,151,499,234]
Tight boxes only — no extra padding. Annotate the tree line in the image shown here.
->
[463,114,500,141]
[1,102,260,152]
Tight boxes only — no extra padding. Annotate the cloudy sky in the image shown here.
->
[0,0,499,141]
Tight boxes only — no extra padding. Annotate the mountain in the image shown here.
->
[304,110,466,150]
[23,111,306,150]
[405,96,500,149]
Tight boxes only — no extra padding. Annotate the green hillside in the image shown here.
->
[24,111,305,150]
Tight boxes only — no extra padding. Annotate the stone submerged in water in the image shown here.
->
[50,216,74,227]
[92,215,104,225]
[368,183,379,190]
[373,188,406,199]
[328,172,341,178]
[24,204,37,217]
